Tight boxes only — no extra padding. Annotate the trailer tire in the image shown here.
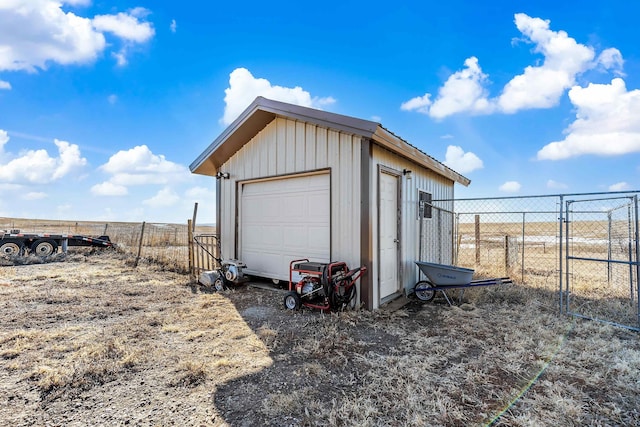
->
[31,239,58,257]
[414,281,435,302]
[284,291,301,310]
[0,240,24,257]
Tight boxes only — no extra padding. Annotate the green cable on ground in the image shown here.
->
[484,318,576,427]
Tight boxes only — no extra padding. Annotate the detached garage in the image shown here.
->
[190,97,470,310]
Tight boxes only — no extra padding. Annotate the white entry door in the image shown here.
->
[379,170,400,302]
[240,173,330,281]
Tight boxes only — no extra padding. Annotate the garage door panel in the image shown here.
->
[241,173,330,280]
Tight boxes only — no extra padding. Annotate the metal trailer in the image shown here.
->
[413,261,512,306]
[0,230,113,257]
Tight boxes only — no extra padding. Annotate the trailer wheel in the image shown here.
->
[31,239,58,257]
[0,240,24,257]
[213,277,226,292]
[283,291,301,310]
[414,281,435,302]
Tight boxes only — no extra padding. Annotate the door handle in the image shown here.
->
[394,239,400,243]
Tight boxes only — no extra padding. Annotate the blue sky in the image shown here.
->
[0,0,638,224]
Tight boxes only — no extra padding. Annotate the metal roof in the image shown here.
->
[190,96,470,186]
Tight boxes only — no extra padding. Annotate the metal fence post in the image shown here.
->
[475,215,480,266]
[558,195,564,314]
[521,212,525,284]
[634,195,640,327]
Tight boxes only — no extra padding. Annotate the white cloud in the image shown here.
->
[0,1,154,73]
[92,11,154,43]
[402,57,493,119]
[108,94,117,104]
[0,129,8,148]
[537,78,640,160]
[547,179,568,190]
[401,13,618,119]
[497,14,595,113]
[170,19,177,33]
[63,0,92,6]
[0,138,87,184]
[112,50,127,67]
[597,48,624,76]
[0,80,10,90]
[609,182,630,192]
[222,68,336,125]
[400,94,431,114]
[22,191,47,200]
[429,57,494,119]
[185,186,213,199]
[101,145,185,175]
[440,134,454,140]
[91,181,128,196]
[97,145,188,190]
[143,187,180,208]
[52,139,86,179]
[499,181,521,193]
[443,145,483,174]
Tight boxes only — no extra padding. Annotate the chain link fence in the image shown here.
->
[445,195,561,310]
[435,192,639,330]
[563,195,639,330]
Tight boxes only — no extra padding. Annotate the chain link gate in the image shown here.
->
[562,195,640,331]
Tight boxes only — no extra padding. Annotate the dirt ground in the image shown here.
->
[0,250,639,426]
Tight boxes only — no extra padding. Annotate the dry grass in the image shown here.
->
[1,250,639,426]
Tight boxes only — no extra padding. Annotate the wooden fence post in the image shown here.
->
[133,221,145,268]
[187,219,195,282]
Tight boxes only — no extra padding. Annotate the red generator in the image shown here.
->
[283,259,367,312]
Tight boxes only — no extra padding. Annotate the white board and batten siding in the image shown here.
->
[218,117,362,280]
[371,145,455,304]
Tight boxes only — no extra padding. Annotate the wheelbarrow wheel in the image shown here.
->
[284,291,302,310]
[414,281,435,302]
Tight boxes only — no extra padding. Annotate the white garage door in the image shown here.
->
[240,173,330,281]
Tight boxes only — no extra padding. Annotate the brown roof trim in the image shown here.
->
[189,97,379,175]
[190,96,470,186]
[372,126,471,187]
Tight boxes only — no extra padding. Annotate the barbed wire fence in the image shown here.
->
[0,217,216,274]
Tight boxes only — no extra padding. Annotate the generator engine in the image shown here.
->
[296,275,324,299]
[222,259,247,284]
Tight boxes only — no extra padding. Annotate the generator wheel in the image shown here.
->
[213,277,226,292]
[414,281,435,302]
[31,239,58,257]
[283,291,301,310]
[0,240,24,257]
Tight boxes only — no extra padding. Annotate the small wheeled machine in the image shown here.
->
[199,258,248,291]
[284,259,367,311]
[413,261,512,306]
